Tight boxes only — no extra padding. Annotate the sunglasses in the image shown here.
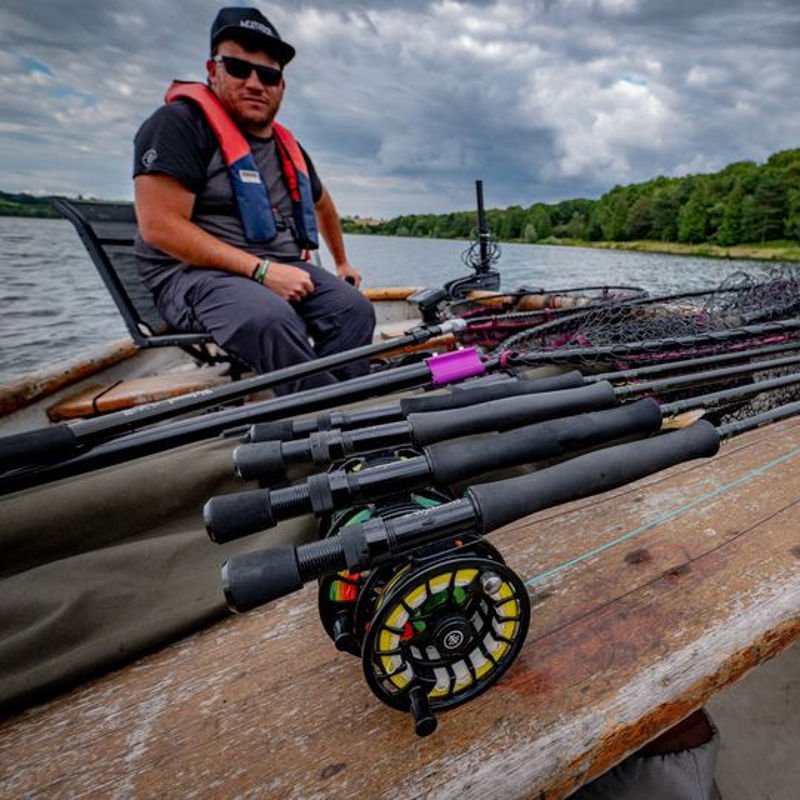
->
[212,55,282,87]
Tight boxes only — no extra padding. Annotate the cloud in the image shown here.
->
[0,0,799,216]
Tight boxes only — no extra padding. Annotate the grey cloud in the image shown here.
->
[1,0,799,216]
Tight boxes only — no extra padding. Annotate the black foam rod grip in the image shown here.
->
[468,420,720,534]
[222,547,303,612]
[233,441,286,481]
[204,488,275,543]
[426,398,662,485]
[247,420,295,443]
[0,425,80,472]
[399,371,585,414]
[409,381,616,446]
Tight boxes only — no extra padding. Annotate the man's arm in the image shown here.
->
[314,186,363,288]
[135,173,314,303]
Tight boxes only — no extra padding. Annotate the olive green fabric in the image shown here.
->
[0,435,319,716]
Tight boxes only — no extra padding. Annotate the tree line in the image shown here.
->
[0,191,58,218]
[342,148,800,247]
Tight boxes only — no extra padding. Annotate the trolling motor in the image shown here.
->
[407,180,502,324]
[443,179,502,299]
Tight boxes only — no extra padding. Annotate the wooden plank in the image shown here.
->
[3,419,800,798]
[46,370,230,421]
[363,287,421,302]
[0,338,137,416]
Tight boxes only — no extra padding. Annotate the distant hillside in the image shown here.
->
[343,148,800,249]
[0,191,58,218]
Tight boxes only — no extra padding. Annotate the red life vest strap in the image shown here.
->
[165,82,251,166]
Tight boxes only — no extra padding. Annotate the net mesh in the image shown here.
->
[488,269,800,365]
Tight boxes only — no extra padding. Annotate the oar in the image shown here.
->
[0,346,488,496]
[220,421,720,612]
[205,399,662,542]
[0,318,467,472]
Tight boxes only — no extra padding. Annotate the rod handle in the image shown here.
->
[0,426,80,472]
[409,381,616,446]
[399,371,585,414]
[233,441,286,481]
[246,420,295,443]
[223,536,348,611]
[222,547,303,612]
[204,489,275,543]
[426,398,662,485]
[468,421,720,534]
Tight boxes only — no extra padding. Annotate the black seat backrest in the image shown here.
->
[51,198,212,349]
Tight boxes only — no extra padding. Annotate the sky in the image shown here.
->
[1,0,799,218]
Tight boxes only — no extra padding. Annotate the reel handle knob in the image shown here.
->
[408,686,437,737]
[332,612,357,653]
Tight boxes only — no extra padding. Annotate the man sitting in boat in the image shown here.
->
[132,6,375,394]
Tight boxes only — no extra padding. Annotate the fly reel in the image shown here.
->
[315,449,531,736]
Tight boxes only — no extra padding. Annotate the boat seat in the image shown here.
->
[51,198,230,367]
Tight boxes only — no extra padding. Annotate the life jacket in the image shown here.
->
[164,81,318,249]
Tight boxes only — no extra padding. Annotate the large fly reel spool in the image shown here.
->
[315,449,531,736]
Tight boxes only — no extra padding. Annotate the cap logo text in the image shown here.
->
[239,20,275,37]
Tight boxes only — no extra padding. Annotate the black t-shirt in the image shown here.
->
[133,99,323,291]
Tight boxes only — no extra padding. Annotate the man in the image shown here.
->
[133,7,375,393]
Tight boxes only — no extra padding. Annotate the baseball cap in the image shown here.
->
[210,7,296,66]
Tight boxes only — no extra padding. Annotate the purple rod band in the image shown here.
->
[426,348,485,385]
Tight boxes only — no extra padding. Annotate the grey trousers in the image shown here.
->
[571,712,720,800]
[155,262,376,394]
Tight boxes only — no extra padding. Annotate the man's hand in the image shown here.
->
[262,263,315,303]
[336,260,363,288]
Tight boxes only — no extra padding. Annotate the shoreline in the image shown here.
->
[538,237,800,263]
[344,228,800,263]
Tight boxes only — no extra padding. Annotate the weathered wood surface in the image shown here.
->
[47,369,230,421]
[0,338,137,417]
[4,418,800,799]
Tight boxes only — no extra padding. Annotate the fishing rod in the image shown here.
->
[245,370,586,444]
[242,340,800,444]
[218,421,720,735]
[504,317,800,366]
[0,346,489,496]
[6,317,799,495]
[230,381,617,483]
[205,399,662,542]
[215,386,800,548]
[229,347,800,480]
[661,370,800,418]
[0,318,467,473]
[589,339,800,383]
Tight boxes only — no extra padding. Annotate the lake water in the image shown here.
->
[0,216,785,384]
